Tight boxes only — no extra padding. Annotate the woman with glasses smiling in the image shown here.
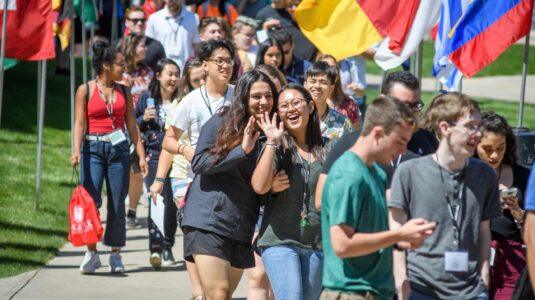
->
[252,84,327,300]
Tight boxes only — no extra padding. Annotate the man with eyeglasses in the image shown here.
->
[146,0,200,70]
[381,71,438,156]
[123,6,166,71]
[389,92,501,300]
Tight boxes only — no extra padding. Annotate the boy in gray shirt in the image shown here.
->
[389,92,501,300]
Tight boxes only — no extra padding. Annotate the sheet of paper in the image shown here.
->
[150,194,165,234]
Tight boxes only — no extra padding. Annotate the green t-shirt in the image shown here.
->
[321,151,394,300]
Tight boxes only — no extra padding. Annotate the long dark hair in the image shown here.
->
[476,111,518,166]
[147,58,180,103]
[255,38,285,73]
[92,40,117,76]
[279,83,325,163]
[210,70,279,162]
[116,33,146,74]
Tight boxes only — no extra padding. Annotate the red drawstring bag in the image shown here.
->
[68,173,103,246]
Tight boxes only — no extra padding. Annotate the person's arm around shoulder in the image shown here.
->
[70,83,89,167]
[124,85,148,176]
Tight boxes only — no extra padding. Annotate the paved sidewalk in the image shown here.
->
[0,203,249,300]
[367,74,535,104]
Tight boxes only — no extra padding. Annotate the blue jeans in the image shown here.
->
[80,139,130,248]
[262,245,323,300]
[410,289,488,300]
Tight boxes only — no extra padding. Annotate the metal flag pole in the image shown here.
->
[0,0,9,128]
[36,60,47,209]
[90,23,95,79]
[414,42,423,90]
[81,0,87,83]
[70,0,76,152]
[517,26,531,128]
[111,0,117,43]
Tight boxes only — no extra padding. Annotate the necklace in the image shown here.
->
[296,146,312,227]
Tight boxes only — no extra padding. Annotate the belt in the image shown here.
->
[85,134,111,142]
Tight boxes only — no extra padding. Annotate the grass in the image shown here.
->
[0,60,74,278]
[366,40,535,77]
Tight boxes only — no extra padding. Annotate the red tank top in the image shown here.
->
[87,84,127,134]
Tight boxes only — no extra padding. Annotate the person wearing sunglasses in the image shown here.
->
[124,6,166,70]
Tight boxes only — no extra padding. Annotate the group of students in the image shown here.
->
[68,1,535,300]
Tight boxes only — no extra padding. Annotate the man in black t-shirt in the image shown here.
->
[315,71,437,210]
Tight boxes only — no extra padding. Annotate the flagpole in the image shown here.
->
[90,23,94,79]
[414,42,423,90]
[111,0,117,43]
[0,0,9,128]
[36,60,47,209]
[70,0,76,153]
[517,27,531,128]
[81,0,87,83]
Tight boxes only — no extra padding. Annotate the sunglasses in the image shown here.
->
[128,18,146,24]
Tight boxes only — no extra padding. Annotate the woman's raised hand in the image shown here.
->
[256,112,284,145]
[242,116,261,155]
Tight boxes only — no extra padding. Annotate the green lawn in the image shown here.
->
[0,60,73,278]
[366,40,535,77]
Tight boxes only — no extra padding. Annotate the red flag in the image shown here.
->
[386,0,420,55]
[0,0,55,60]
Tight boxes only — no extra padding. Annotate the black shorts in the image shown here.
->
[183,226,255,269]
[130,151,141,173]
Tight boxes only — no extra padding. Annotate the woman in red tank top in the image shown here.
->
[71,40,147,275]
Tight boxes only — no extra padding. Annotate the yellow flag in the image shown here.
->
[295,0,384,61]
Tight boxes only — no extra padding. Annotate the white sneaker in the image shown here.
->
[109,252,125,273]
[80,251,101,274]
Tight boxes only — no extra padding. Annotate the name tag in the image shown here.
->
[168,45,181,57]
[444,250,469,272]
[109,129,126,146]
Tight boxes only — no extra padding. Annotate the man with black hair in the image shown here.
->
[270,28,311,85]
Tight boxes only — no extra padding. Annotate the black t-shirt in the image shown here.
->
[491,164,531,240]
[407,128,439,156]
[321,131,420,188]
[256,6,317,62]
[144,36,166,70]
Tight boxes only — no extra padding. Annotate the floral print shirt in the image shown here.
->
[320,108,354,142]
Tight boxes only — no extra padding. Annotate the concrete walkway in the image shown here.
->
[0,202,249,300]
[367,74,535,104]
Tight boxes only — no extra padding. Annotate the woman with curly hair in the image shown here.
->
[474,111,531,300]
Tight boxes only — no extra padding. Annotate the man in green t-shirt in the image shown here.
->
[321,96,437,300]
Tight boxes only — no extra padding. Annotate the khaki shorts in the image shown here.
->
[319,290,376,300]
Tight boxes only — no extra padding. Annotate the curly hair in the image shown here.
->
[92,40,117,76]
[210,70,279,162]
[381,71,420,95]
[476,111,518,166]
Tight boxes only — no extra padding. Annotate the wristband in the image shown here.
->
[154,177,166,184]
[178,144,184,155]
[265,143,278,148]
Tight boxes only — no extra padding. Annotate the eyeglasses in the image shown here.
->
[278,98,306,112]
[128,18,146,24]
[207,58,234,67]
[406,100,424,112]
[451,122,483,134]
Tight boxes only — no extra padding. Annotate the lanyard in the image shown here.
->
[296,148,311,227]
[436,155,466,246]
[200,85,229,117]
[96,81,116,130]
[165,14,183,41]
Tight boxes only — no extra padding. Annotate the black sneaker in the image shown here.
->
[126,215,141,229]
[162,248,176,266]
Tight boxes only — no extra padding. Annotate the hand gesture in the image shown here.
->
[397,218,436,249]
[149,181,163,205]
[263,18,281,32]
[143,107,156,121]
[242,116,260,155]
[70,152,80,167]
[271,170,290,193]
[256,112,284,145]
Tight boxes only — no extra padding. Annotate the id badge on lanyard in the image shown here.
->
[109,129,126,146]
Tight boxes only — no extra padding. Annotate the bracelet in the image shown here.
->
[265,143,278,148]
[178,144,185,155]
[154,177,166,184]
